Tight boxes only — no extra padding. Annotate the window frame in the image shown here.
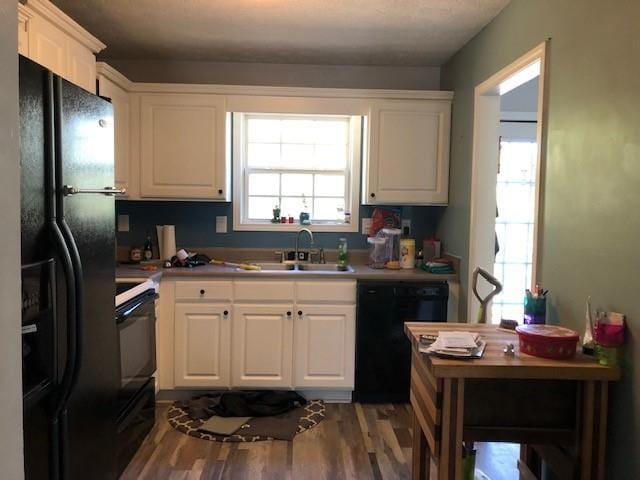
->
[232,112,361,232]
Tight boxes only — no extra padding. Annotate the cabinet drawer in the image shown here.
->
[296,281,356,303]
[234,281,295,303]
[175,281,233,301]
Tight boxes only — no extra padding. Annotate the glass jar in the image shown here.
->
[381,228,402,269]
[367,237,388,269]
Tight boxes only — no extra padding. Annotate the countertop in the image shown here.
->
[116,263,458,282]
[404,322,620,381]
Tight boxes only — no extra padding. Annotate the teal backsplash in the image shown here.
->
[116,201,445,250]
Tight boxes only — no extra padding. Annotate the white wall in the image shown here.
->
[0,1,24,479]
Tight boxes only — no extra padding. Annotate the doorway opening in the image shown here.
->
[467,43,547,325]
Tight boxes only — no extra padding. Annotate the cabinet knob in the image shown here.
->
[223,310,229,316]
[286,311,292,317]
[218,189,223,195]
[200,289,205,295]
[298,310,303,316]
[370,192,376,198]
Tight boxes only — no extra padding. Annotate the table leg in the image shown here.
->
[412,412,431,480]
[439,378,464,480]
[579,381,609,480]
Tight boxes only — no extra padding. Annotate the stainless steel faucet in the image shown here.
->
[295,228,314,265]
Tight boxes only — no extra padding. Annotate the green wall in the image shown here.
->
[439,0,640,476]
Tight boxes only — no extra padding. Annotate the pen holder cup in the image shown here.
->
[524,296,546,325]
[593,322,625,366]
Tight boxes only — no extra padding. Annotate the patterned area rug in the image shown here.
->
[167,399,325,442]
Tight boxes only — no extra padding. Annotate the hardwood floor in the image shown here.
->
[122,402,414,480]
[122,402,520,480]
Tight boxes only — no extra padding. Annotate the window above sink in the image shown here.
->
[232,112,362,232]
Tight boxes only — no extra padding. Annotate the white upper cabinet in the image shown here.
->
[97,64,132,195]
[18,6,32,56]
[19,0,105,93]
[139,94,229,200]
[363,99,451,205]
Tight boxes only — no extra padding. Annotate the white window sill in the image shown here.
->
[233,222,359,233]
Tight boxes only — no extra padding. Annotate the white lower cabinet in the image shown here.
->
[168,279,356,392]
[293,304,355,388]
[231,304,294,388]
[174,303,231,388]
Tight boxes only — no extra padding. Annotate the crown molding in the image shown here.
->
[127,81,454,101]
[23,0,106,53]
[96,62,134,91]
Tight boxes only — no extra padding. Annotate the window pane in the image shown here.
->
[503,223,529,263]
[247,118,281,143]
[315,174,345,197]
[280,197,307,218]
[315,144,347,169]
[280,144,315,169]
[247,143,280,168]
[314,198,345,221]
[502,264,527,304]
[248,196,279,219]
[281,174,313,197]
[281,119,316,144]
[314,120,349,145]
[248,173,280,196]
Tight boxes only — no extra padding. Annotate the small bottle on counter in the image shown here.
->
[143,236,153,260]
[337,238,348,269]
[415,248,424,268]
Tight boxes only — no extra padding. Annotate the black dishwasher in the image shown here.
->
[354,281,448,403]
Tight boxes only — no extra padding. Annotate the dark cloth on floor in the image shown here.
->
[180,391,307,420]
[239,407,306,441]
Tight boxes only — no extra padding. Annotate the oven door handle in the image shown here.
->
[117,293,158,324]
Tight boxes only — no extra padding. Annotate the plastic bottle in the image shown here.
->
[143,236,153,260]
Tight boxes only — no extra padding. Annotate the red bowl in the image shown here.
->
[515,325,579,359]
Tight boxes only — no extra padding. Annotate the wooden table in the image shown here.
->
[405,323,620,480]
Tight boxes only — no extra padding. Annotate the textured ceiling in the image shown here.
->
[52,0,510,66]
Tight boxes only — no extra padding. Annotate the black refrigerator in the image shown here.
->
[20,56,120,480]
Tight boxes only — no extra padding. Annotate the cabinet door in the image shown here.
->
[174,303,231,388]
[293,304,355,388]
[27,14,67,77]
[98,76,130,193]
[364,100,451,205]
[232,304,293,388]
[65,37,97,93]
[140,94,228,199]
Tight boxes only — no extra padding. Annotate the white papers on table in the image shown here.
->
[420,331,485,358]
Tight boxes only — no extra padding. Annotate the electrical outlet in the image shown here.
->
[401,219,412,235]
[216,216,228,233]
[361,217,372,235]
[117,214,129,232]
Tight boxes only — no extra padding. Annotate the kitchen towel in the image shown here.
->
[198,416,251,436]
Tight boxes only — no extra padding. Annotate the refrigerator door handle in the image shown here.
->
[62,185,126,196]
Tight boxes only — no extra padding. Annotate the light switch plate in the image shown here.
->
[402,219,412,235]
[216,216,228,233]
[361,217,372,236]
[117,214,129,232]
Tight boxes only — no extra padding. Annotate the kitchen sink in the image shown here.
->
[296,263,353,272]
[242,262,352,273]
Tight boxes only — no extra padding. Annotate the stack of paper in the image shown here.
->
[420,331,486,358]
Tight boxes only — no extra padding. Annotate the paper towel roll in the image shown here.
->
[161,225,176,260]
[156,225,164,260]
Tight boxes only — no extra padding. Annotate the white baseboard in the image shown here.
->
[156,388,353,403]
